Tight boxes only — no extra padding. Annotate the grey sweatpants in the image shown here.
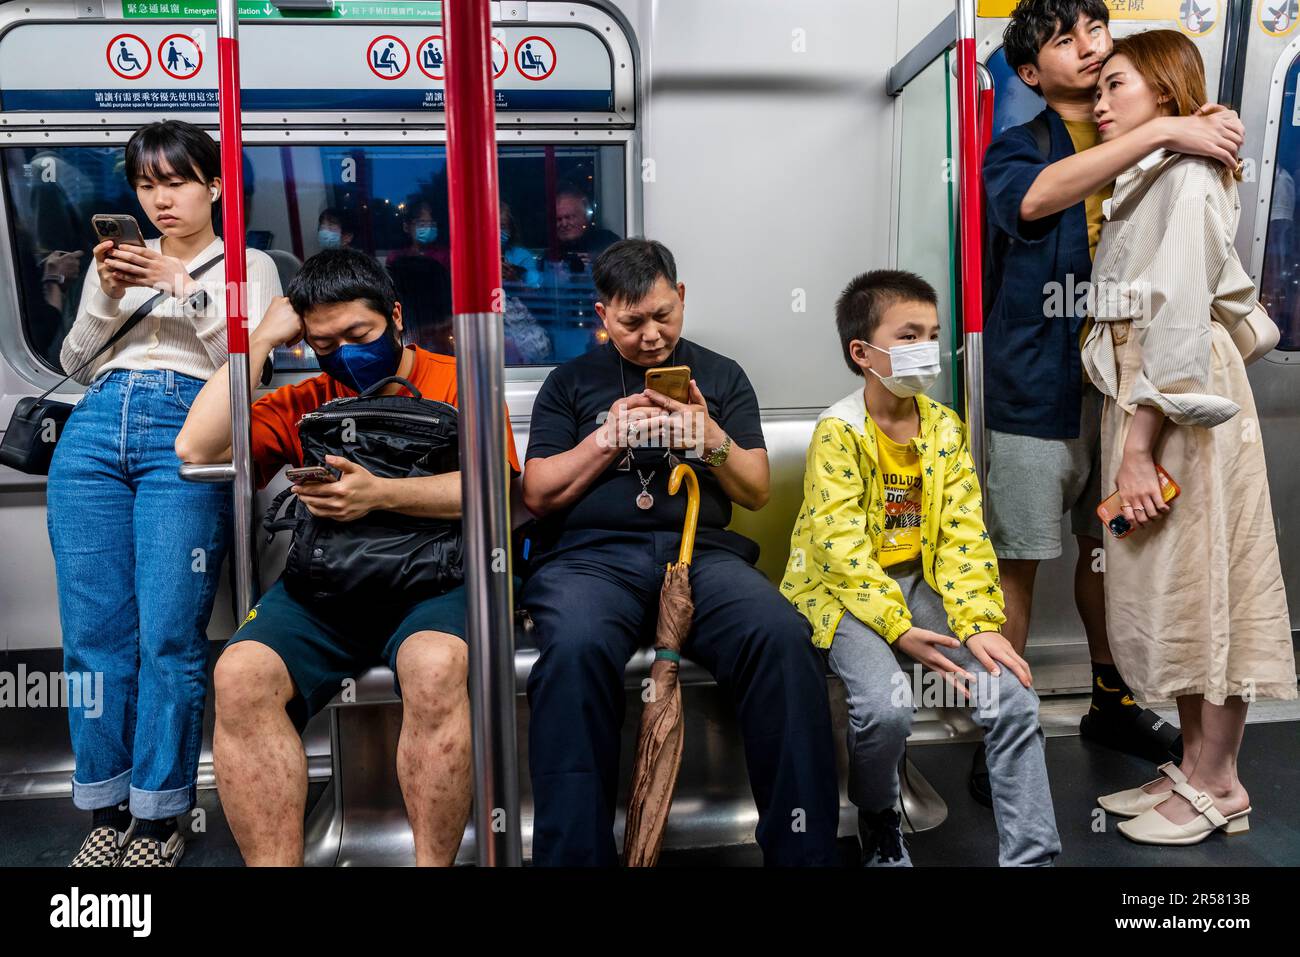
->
[825,558,1061,866]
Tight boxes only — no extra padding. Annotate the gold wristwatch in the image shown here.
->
[702,434,732,467]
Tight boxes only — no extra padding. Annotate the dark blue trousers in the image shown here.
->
[522,528,840,866]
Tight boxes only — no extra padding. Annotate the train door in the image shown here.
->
[1232,0,1300,628]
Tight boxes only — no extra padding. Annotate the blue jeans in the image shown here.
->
[47,369,232,819]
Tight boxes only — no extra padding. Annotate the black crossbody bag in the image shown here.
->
[0,253,225,476]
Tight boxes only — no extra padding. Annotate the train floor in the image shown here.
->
[2,719,1298,867]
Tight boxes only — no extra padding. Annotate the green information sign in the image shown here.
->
[121,1,443,20]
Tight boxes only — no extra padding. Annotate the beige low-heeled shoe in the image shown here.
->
[1097,761,1187,818]
[1116,781,1250,845]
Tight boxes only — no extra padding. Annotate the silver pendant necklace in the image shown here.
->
[636,469,655,510]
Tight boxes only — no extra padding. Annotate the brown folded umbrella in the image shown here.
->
[623,463,700,867]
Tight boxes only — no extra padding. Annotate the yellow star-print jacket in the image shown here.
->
[780,389,1005,649]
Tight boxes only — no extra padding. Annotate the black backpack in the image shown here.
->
[982,111,1052,318]
[264,375,463,606]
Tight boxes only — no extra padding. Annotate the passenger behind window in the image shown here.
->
[386,197,449,270]
[316,206,356,251]
[16,223,80,369]
[47,119,280,869]
[499,201,541,288]
[551,183,620,270]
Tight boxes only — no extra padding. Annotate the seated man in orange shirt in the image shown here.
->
[175,248,520,866]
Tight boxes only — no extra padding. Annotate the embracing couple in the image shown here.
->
[984,0,1296,847]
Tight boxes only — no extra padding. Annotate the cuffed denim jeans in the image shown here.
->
[47,369,231,820]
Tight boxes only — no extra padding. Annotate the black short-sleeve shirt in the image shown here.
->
[526,338,766,534]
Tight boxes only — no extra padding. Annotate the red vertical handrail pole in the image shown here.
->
[445,0,521,867]
[955,0,989,492]
[978,86,995,164]
[217,0,259,616]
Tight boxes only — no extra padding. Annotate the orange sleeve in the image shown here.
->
[438,359,520,474]
[249,375,329,488]
[504,413,522,475]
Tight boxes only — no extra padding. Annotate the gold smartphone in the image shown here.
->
[1096,464,1180,539]
[644,365,691,403]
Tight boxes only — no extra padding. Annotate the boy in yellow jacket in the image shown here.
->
[781,270,1060,866]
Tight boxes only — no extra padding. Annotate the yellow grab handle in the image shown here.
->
[668,463,700,566]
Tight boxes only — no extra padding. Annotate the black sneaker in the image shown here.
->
[119,828,185,867]
[968,741,993,808]
[1080,706,1184,764]
[69,818,136,867]
[859,808,912,867]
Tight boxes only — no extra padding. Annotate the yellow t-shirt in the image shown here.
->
[873,422,923,568]
[1062,119,1112,261]
[1063,118,1113,364]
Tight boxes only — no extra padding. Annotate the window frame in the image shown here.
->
[0,126,642,406]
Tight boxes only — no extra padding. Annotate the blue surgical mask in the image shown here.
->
[414,224,438,245]
[316,330,403,394]
[317,227,342,249]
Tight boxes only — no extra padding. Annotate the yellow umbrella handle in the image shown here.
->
[668,463,700,566]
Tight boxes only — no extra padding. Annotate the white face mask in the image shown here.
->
[866,340,941,398]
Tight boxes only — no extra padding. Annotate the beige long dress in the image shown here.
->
[1083,150,1296,706]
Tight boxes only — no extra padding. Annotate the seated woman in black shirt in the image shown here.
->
[521,239,839,867]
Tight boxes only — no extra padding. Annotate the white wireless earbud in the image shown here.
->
[210,187,219,201]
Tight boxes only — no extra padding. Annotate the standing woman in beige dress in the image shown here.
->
[1083,30,1297,846]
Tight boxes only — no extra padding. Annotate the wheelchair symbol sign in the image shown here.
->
[514,36,556,81]
[159,34,202,80]
[107,33,151,81]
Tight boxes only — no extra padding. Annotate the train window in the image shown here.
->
[3,141,626,374]
[1260,53,1300,351]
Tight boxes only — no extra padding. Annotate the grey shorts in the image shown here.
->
[984,385,1103,560]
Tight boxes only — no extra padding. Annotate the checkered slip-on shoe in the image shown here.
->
[69,819,135,867]
[118,829,185,868]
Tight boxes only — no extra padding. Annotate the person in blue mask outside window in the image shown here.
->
[316,207,355,252]
[500,201,541,289]
[387,197,449,271]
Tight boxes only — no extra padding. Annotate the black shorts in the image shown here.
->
[225,578,468,730]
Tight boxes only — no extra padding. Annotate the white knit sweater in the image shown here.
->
[59,237,282,385]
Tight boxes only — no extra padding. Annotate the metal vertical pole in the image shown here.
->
[217,0,259,617]
[955,0,988,491]
[445,0,522,867]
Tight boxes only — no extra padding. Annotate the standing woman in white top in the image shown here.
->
[1083,31,1296,846]
[48,120,280,867]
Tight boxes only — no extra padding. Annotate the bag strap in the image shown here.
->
[43,252,227,402]
[263,485,299,540]
[1028,111,1051,159]
[359,375,423,400]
